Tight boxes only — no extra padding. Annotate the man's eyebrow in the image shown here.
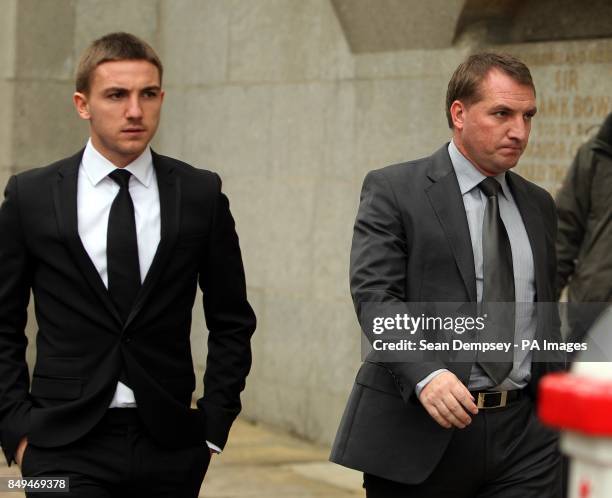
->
[491,104,538,115]
[101,85,162,93]
[102,86,127,93]
[492,105,512,111]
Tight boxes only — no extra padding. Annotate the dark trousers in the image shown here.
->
[22,409,210,498]
[364,396,561,498]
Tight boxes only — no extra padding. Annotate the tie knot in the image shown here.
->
[109,169,132,189]
[478,177,502,198]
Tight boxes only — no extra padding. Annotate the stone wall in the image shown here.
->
[0,0,17,192]
[2,0,611,446]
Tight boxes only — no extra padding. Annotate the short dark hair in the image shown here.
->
[75,32,163,93]
[445,52,535,128]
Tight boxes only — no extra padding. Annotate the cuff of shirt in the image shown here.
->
[206,441,222,454]
[415,369,449,398]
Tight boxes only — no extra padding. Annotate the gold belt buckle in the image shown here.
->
[477,391,508,409]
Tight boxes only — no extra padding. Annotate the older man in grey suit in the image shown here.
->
[331,53,563,497]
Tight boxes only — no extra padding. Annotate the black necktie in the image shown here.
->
[477,177,515,384]
[107,169,141,324]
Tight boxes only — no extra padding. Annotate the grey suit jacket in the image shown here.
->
[330,144,561,484]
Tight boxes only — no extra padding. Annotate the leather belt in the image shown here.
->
[470,389,523,409]
[103,408,140,425]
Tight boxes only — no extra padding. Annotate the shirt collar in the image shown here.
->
[81,138,154,187]
[448,140,511,199]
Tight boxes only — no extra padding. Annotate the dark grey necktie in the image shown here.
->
[107,169,141,324]
[477,177,515,384]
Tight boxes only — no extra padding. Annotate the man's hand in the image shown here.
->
[418,372,478,429]
[15,437,27,468]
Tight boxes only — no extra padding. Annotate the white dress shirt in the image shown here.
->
[77,139,219,452]
[78,139,160,408]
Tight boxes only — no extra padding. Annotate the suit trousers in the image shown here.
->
[364,395,561,498]
[21,409,210,498]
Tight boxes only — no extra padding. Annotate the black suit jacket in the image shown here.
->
[330,144,561,484]
[0,149,256,465]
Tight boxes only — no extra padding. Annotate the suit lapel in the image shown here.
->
[506,172,549,302]
[124,151,181,329]
[424,145,477,302]
[52,150,123,326]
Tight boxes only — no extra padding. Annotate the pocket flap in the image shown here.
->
[30,377,82,400]
[355,362,402,397]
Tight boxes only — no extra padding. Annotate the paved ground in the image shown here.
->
[0,418,365,497]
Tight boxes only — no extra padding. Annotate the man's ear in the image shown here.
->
[73,92,91,120]
[450,100,466,131]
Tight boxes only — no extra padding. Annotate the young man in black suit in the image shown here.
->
[331,53,563,497]
[0,32,256,497]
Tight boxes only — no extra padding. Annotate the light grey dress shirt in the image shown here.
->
[416,140,537,395]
